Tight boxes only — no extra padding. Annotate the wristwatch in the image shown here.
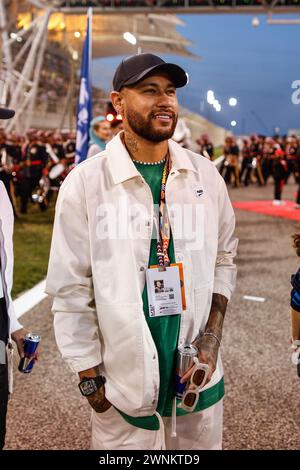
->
[78,375,106,397]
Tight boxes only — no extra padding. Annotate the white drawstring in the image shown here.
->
[154,411,166,450]
[171,397,177,438]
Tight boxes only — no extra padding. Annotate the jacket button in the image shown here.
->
[152,355,156,360]
[140,266,145,272]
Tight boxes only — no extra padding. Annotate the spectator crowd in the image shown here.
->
[1,117,300,217]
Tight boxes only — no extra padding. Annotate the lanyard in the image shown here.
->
[156,152,172,268]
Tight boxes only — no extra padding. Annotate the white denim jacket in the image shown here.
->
[46,133,238,417]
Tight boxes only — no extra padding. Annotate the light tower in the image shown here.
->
[0,0,53,132]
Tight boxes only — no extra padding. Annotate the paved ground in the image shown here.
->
[5,180,300,450]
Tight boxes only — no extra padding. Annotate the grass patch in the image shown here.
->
[213,147,223,159]
[12,204,55,298]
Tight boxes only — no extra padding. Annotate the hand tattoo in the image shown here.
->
[87,385,112,413]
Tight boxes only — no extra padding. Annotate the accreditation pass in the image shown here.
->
[146,265,183,318]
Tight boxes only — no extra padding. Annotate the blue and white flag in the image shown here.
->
[75,8,93,165]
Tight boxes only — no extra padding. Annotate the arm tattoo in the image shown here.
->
[205,293,228,341]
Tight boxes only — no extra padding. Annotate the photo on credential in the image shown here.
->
[2,0,300,454]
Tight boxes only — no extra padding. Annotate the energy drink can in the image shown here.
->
[175,343,198,399]
[18,333,40,373]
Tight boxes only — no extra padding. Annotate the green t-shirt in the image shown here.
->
[117,161,224,430]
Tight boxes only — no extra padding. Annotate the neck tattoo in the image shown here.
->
[125,134,139,155]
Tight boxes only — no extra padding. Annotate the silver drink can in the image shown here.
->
[175,343,198,399]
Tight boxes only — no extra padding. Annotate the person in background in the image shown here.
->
[51,132,66,161]
[290,234,300,377]
[196,134,214,160]
[249,135,264,186]
[223,136,240,188]
[18,130,47,214]
[272,148,287,206]
[0,107,39,450]
[257,135,267,185]
[262,137,275,186]
[239,139,252,186]
[285,136,298,184]
[64,132,76,160]
[294,144,300,209]
[87,116,111,158]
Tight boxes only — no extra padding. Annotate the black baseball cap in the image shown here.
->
[113,53,188,92]
[0,107,15,120]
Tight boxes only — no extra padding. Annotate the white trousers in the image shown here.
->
[91,399,223,450]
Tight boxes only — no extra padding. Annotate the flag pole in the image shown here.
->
[88,7,92,77]
[75,7,93,165]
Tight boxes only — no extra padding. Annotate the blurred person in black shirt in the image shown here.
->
[294,144,300,209]
[64,132,76,165]
[223,136,240,187]
[51,133,66,161]
[262,137,275,186]
[249,135,264,186]
[272,148,288,205]
[196,134,214,160]
[18,130,48,213]
[285,136,298,184]
[240,138,252,186]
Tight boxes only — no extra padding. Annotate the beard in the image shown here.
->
[125,108,178,142]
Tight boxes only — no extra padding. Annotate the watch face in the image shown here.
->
[80,379,97,396]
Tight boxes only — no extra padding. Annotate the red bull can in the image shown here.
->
[18,333,40,373]
[175,343,198,399]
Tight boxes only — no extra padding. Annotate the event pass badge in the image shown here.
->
[146,263,186,318]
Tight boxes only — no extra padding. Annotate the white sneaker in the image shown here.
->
[272,200,281,206]
[294,204,300,209]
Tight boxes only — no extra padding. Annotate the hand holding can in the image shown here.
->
[175,344,198,400]
[175,344,209,412]
[18,333,40,373]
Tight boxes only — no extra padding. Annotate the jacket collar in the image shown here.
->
[107,132,198,185]
[168,139,198,174]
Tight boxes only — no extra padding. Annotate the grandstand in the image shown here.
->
[0,0,195,132]
[58,0,300,14]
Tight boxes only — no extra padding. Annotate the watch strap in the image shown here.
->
[93,375,106,388]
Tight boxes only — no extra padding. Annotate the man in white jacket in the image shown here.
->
[0,107,33,449]
[47,54,238,450]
